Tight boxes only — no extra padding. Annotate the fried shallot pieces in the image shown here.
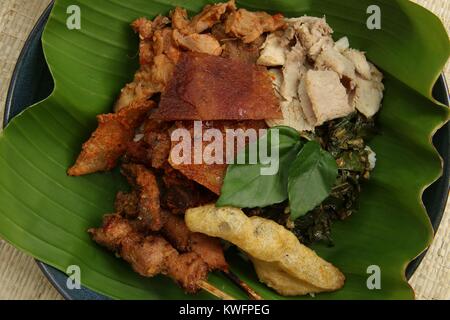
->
[154,52,282,121]
[68,100,155,176]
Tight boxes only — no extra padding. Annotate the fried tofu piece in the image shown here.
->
[173,30,223,56]
[168,120,266,194]
[225,9,286,43]
[121,164,165,231]
[305,70,354,126]
[154,52,281,120]
[68,100,154,176]
[185,205,345,295]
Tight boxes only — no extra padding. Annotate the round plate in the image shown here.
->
[4,3,450,300]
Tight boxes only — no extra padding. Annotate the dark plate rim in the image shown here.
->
[3,1,450,300]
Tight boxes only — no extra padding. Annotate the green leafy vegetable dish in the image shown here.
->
[0,0,448,300]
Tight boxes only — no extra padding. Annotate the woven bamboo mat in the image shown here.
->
[0,0,448,300]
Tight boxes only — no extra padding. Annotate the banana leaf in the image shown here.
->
[0,0,449,300]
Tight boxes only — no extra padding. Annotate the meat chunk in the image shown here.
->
[114,27,179,112]
[131,16,171,65]
[89,214,134,252]
[167,252,209,293]
[154,52,281,120]
[225,9,286,43]
[68,100,154,176]
[315,46,356,85]
[212,23,265,64]
[305,70,354,126]
[334,36,350,53]
[298,73,317,125]
[145,131,171,169]
[287,16,333,59]
[280,42,306,100]
[115,191,139,219]
[153,28,181,64]
[172,1,236,35]
[267,99,314,132]
[173,30,223,56]
[161,167,217,214]
[350,76,384,118]
[162,214,228,271]
[123,140,149,165]
[169,121,266,194]
[162,214,192,251]
[89,214,209,293]
[120,234,177,277]
[190,233,228,272]
[257,32,287,67]
[343,48,372,80]
[121,164,165,231]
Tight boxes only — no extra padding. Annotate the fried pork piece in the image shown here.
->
[168,120,267,194]
[211,23,265,64]
[121,164,165,231]
[171,1,237,35]
[89,214,134,252]
[225,9,286,43]
[186,205,345,295]
[115,24,179,112]
[161,166,217,214]
[68,100,155,176]
[162,214,228,271]
[145,131,171,169]
[154,52,282,121]
[123,140,149,165]
[173,30,223,56]
[89,214,209,293]
[115,191,139,219]
[132,16,171,65]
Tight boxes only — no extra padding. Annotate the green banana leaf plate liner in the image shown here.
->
[0,0,449,300]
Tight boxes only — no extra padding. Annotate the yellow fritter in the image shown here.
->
[185,205,345,295]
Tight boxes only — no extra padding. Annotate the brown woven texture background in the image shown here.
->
[0,0,449,300]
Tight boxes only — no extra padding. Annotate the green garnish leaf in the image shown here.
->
[217,126,302,208]
[288,141,338,219]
